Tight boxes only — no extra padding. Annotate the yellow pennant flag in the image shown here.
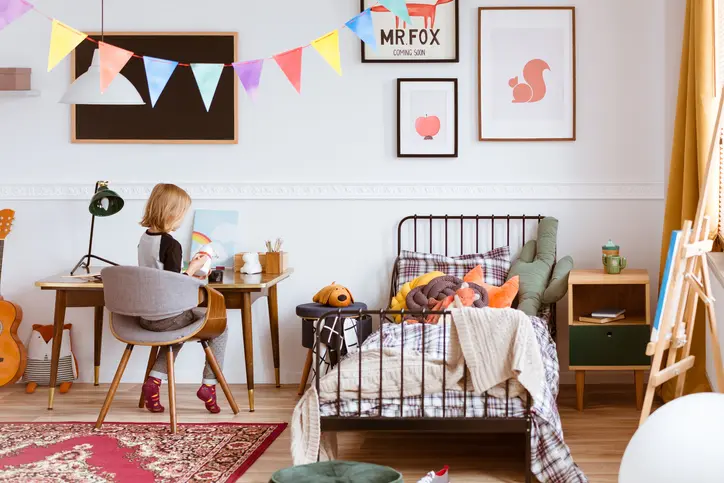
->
[48,20,87,72]
[311,30,342,76]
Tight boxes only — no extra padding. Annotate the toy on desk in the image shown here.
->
[24,324,78,394]
[190,243,217,277]
[313,282,354,308]
[240,252,263,274]
[209,267,224,283]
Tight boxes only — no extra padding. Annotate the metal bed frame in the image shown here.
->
[315,215,553,482]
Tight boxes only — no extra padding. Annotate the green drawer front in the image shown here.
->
[570,325,651,367]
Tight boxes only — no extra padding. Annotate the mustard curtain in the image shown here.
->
[659,0,718,400]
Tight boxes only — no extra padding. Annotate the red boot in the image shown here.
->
[197,384,221,414]
[142,377,165,413]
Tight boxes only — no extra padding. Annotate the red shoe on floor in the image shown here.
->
[142,377,165,413]
[197,384,221,414]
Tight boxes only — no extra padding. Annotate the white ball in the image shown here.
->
[619,393,724,482]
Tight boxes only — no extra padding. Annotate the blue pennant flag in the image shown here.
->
[380,0,412,25]
[346,9,376,51]
[143,56,178,108]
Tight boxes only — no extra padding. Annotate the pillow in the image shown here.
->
[464,266,519,308]
[484,276,520,308]
[389,271,446,320]
[395,246,510,293]
[507,217,558,316]
[542,255,574,304]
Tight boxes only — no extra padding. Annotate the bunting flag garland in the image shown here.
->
[273,47,303,94]
[7,1,413,107]
[345,9,376,51]
[232,60,263,99]
[0,0,32,32]
[380,0,412,25]
[99,41,133,92]
[312,30,342,76]
[143,56,178,107]
[191,63,224,111]
[47,19,86,71]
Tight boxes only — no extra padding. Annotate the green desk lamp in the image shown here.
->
[70,181,124,275]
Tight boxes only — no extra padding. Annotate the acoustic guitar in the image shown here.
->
[0,209,26,387]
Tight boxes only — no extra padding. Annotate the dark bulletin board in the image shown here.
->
[71,32,238,144]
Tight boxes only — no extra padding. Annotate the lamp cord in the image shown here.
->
[101,0,104,42]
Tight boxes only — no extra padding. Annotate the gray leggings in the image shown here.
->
[140,310,228,384]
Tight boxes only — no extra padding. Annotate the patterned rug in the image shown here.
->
[0,422,287,482]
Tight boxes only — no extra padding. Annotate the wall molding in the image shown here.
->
[0,182,664,201]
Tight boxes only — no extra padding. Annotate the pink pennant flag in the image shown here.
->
[273,47,302,94]
[99,41,134,93]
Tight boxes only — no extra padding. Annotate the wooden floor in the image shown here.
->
[0,383,651,482]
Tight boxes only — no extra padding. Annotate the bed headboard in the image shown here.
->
[397,214,545,256]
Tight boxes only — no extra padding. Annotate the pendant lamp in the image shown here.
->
[59,0,144,105]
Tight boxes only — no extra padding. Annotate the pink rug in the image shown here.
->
[0,422,286,482]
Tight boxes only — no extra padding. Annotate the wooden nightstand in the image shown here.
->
[568,269,651,411]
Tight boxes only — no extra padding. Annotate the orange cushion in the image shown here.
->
[464,265,519,308]
[482,276,520,308]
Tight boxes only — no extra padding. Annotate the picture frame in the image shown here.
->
[478,7,576,141]
[71,32,238,144]
[397,78,458,158]
[361,0,459,63]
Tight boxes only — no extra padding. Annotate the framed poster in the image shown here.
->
[361,0,459,63]
[478,7,576,141]
[397,78,458,158]
[71,32,238,144]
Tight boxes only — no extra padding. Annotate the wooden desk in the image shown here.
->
[35,269,293,412]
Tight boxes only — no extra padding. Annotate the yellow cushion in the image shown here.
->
[389,271,445,321]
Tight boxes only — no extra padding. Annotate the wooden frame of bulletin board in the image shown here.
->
[70,32,238,144]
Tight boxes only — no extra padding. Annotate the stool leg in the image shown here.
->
[139,346,160,409]
[167,350,177,434]
[96,344,134,430]
[298,348,314,395]
[201,340,240,414]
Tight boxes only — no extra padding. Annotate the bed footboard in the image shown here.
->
[314,308,533,482]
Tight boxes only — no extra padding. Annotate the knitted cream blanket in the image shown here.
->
[291,307,545,465]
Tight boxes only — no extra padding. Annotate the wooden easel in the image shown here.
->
[639,89,724,426]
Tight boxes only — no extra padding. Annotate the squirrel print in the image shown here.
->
[509,59,551,103]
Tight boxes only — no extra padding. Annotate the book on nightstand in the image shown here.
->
[578,314,626,324]
[591,308,626,318]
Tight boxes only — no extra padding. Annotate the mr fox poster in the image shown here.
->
[361,0,459,62]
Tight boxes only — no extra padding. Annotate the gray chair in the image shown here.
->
[95,266,239,433]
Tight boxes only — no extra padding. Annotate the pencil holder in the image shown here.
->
[265,252,288,274]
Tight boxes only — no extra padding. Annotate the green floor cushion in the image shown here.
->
[542,255,574,305]
[270,461,403,483]
[507,217,559,316]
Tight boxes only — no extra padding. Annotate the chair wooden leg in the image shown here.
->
[138,346,160,408]
[96,344,134,430]
[298,349,314,395]
[167,349,177,434]
[201,340,240,414]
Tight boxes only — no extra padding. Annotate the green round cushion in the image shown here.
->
[270,461,403,483]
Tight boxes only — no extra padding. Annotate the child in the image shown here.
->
[137,183,228,414]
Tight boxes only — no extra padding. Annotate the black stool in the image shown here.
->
[296,302,372,395]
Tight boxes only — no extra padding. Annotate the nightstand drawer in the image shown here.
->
[569,325,650,367]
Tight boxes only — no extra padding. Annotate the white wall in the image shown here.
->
[0,0,676,385]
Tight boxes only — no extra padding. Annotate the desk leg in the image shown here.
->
[268,285,281,388]
[241,292,255,412]
[93,307,104,386]
[48,291,67,410]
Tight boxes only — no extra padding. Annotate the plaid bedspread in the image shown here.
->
[319,315,587,483]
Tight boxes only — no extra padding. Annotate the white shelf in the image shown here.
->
[0,90,40,98]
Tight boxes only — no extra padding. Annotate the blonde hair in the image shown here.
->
[140,183,191,233]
